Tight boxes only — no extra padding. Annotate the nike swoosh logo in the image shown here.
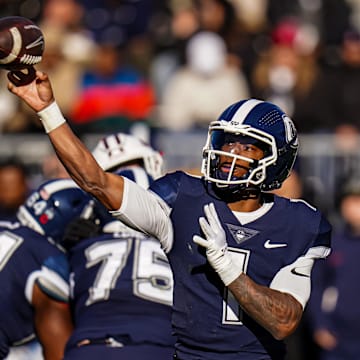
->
[291,268,310,278]
[264,240,287,249]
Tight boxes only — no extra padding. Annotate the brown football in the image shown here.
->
[0,16,44,85]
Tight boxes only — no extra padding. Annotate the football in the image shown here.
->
[0,16,44,85]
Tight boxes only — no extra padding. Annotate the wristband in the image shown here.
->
[208,248,243,286]
[219,263,243,286]
[37,101,66,133]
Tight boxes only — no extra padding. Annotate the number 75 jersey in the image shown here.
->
[67,227,175,347]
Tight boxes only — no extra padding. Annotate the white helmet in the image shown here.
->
[92,132,164,179]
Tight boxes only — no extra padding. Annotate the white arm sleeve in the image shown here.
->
[270,246,330,308]
[25,267,70,303]
[110,177,174,253]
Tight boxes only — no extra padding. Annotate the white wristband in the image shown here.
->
[217,253,243,286]
[37,101,66,133]
[207,248,243,286]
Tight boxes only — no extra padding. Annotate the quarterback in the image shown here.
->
[8,71,331,359]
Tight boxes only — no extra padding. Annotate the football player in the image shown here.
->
[62,133,174,359]
[0,178,91,360]
[8,71,332,360]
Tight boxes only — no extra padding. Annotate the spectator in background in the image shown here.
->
[38,0,95,122]
[36,28,91,119]
[0,158,30,221]
[250,16,321,127]
[306,178,360,360]
[289,29,360,216]
[149,1,199,101]
[69,42,155,134]
[193,0,257,75]
[0,0,95,133]
[150,0,255,102]
[283,27,360,135]
[312,28,360,133]
[157,31,250,131]
[39,0,95,67]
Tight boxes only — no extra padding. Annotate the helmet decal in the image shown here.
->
[283,115,298,147]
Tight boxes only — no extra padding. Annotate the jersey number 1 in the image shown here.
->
[222,248,250,325]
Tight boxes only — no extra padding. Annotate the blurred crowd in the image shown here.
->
[1,0,360,136]
[1,1,360,359]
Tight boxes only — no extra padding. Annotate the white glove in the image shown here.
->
[193,203,242,286]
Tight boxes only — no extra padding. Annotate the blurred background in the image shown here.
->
[1,1,360,359]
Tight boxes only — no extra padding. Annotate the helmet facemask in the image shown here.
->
[201,120,278,199]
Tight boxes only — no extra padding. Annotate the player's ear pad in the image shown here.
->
[7,66,36,86]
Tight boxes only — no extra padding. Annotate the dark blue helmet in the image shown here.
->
[201,99,298,194]
[17,178,91,242]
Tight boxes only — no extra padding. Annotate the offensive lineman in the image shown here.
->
[63,133,175,359]
[0,178,91,359]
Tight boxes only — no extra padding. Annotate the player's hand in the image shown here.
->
[193,203,242,286]
[7,70,55,112]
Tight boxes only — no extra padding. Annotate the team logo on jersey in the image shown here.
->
[226,224,259,244]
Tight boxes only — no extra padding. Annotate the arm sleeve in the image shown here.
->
[270,245,331,308]
[25,253,70,303]
[110,177,174,252]
[25,267,70,303]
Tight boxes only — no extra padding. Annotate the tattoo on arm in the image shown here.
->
[228,273,303,340]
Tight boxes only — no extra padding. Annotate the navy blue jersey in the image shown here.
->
[0,221,69,358]
[149,171,331,360]
[66,228,175,348]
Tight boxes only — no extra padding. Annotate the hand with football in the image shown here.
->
[0,16,44,86]
[8,70,55,113]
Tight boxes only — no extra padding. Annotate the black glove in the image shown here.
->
[62,217,101,250]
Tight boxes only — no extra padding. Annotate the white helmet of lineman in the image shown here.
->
[92,132,164,179]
